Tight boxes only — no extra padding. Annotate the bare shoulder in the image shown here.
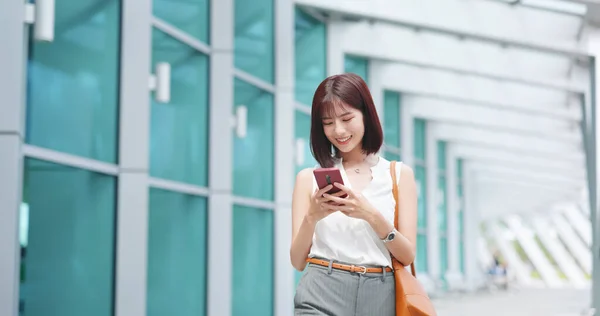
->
[400,163,415,181]
[295,168,315,191]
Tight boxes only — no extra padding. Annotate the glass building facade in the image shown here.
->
[1,0,470,315]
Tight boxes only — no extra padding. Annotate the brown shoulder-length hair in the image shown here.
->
[310,73,383,168]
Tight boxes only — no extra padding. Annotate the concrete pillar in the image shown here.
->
[274,0,296,314]
[326,21,345,76]
[114,0,152,314]
[207,1,235,315]
[445,145,463,288]
[426,125,440,284]
[0,1,27,314]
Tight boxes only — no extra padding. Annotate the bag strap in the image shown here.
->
[390,161,417,277]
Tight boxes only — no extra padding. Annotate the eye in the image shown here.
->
[342,117,354,122]
[323,121,333,126]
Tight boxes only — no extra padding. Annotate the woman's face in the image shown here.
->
[321,102,365,154]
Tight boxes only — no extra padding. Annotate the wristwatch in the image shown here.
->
[381,229,398,243]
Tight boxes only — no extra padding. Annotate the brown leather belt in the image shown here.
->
[306,258,393,274]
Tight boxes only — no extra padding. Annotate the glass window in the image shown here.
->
[295,9,326,106]
[233,79,275,200]
[344,55,368,84]
[234,0,274,83]
[149,28,209,187]
[440,237,448,280]
[459,224,465,274]
[438,175,447,232]
[153,0,209,43]
[147,188,207,316]
[293,110,315,287]
[437,141,446,171]
[295,111,318,173]
[384,151,401,162]
[233,205,274,316]
[384,91,401,148]
[415,165,427,229]
[25,0,120,163]
[457,159,463,179]
[416,234,428,273]
[413,119,426,162]
[20,159,115,315]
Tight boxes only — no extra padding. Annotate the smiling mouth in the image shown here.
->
[336,135,352,145]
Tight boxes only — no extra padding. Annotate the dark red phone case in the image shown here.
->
[313,167,348,198]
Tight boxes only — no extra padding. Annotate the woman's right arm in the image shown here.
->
[290,168,318,271]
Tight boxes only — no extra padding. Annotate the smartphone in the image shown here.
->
[313,167,348,198]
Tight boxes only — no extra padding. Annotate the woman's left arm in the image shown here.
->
[367,164,417,265]
[324,164,418,265]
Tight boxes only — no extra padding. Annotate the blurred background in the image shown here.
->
[1,0,600,315]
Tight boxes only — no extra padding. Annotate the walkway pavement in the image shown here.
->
[433,288,593,316]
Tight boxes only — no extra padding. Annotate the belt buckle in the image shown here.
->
[352,265,367,274]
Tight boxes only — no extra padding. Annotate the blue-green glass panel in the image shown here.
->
[147,189,207,316]
[153,0,209,43]
[457,183,463,199]
[438,175,447,232]
[295,110,318,173]
[344,55,368,84]
[20,159,115,315]
[150,29,209,187]
[416,234,428,273]
[459,239,465,274]
[413,119,426,161]
[295,9,326,106]
[234,0,274,83]
[440,237,448,277]
[384,91,401,148]
[384,151,401,162]
[458,210,465,273]
[233,79,275,200]
[233,206,274,316]
[416,165,427,229]
[437,141,446,170]
[457,159,463,179]
[458,210,464,237]
[26,0,120,163]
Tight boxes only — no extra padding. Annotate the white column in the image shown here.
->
[550,213,592,275]
[208,1,234,315]
[0,1,27,315]
[532,219,587,288]
[401,104,414,167]
[463,162,482,290]
[114,0,152,315]
[587,27,600,312]
[504,216,563,288]
[326,21,345,76]
[445,145,462,287]
[425,124,440,284]
[563,205,592,247]
[274,0,295,315]
[368,61,385,121]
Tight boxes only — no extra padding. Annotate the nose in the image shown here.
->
[333,122,346,136]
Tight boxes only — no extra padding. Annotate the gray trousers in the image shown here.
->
[294,261,395,316]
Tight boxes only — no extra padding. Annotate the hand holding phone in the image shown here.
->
[302,168,347,223]
[313,167,348,198]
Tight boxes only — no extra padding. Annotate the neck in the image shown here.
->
[340,147,367,164]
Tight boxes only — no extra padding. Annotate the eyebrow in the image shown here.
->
[322,112,353,120]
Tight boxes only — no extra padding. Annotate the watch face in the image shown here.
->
[387,232,396,241]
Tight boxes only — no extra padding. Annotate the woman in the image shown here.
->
[290,73,418,315]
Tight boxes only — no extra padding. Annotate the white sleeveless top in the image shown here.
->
[308,155,402,267]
